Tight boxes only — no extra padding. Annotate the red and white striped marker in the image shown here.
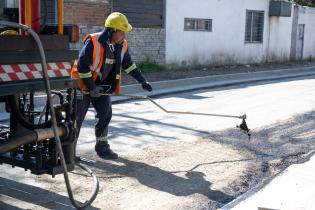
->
[0,62,72,83]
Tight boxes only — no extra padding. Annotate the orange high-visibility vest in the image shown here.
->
[71,32,128,95]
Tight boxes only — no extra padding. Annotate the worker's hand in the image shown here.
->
[141,82,152,92]
[90,86,103,98]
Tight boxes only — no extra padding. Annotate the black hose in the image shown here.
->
[0,21,99,209]
[40,0,48,33]
[51,90,64,104]
[7,95,52,129]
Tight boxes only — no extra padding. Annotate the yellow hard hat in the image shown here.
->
[105,12,132,32]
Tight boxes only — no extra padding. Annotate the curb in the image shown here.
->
[220,150,315,210]
[112,66,315,103]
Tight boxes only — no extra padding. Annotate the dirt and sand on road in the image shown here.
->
[30,139,259,210]
[26,110,315,210]
[1,120,314,210]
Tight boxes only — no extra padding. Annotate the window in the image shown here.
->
[245,10,264,43]
[184,18,212,32]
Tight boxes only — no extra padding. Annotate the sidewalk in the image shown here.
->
[1,66,315,121]
[222,151,315,210]
[118,65,315,99]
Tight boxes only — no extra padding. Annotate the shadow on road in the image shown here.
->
[0,177,100,210]
[88,157,235,204]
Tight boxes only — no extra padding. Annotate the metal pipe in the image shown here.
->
[58,0,64,35]
[114,94,250,139]
[0,127,66,155]
[106,93,251,139]
[0,132,36,154]
[98,93,247,120]
[36,126,66,140]
[123,94,246,119]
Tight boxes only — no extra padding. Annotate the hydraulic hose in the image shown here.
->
[0,21,99,209]
[39,0,48,32]
[51,90,65,104]
[7,95,52,129]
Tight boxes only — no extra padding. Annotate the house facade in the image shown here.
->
[1,0,314,66]
[165,0,315,66]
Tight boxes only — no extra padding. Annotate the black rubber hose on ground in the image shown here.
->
[0,21,99,209]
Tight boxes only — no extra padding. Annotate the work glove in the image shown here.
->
[141,82,153,92]
[89,86,103,98]
[129,68,152,91]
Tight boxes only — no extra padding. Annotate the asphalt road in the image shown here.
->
[77,75,315,157]
[1,75,315,210]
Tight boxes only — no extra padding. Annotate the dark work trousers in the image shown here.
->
[76,94,112,142]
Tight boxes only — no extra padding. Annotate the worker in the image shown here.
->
[71,12,152,159]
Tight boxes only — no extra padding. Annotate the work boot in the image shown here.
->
[95,141,118,160]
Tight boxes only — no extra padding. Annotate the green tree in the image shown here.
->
[295,0,315,7]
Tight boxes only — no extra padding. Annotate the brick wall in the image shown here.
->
[65,0,166,64]
[127,28,166,64]
[64,0,111,26]
[70,27,166,65]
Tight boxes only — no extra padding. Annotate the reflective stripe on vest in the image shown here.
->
[84,32,104,74]
[121,40,128,63]
[115,39,129,95]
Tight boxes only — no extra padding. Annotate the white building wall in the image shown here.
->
[298,7,315,59]
[165,0,294,66]
[268,15,294,61]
